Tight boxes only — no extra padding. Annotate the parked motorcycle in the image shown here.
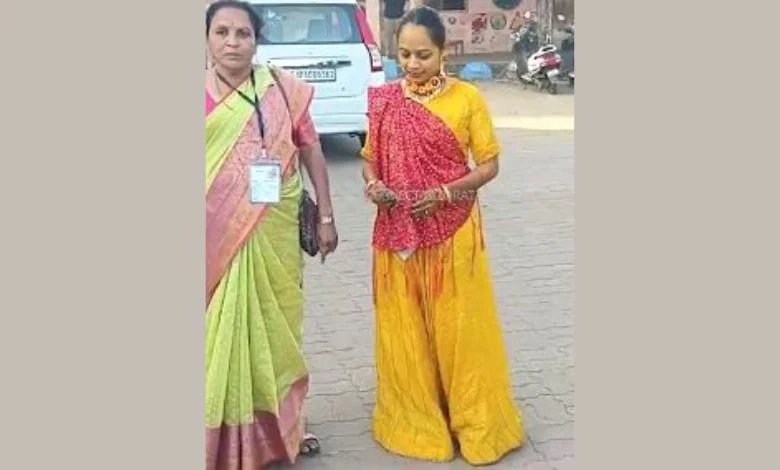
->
[509,12,562,94]
[511,42,563,95]
[529,45,564,94]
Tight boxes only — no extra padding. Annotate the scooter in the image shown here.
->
[514,43,563,94]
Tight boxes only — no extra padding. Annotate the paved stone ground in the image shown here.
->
[276,88,575,470]
[475,81,575,117]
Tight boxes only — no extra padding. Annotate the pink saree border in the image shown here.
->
[206,376,310,470]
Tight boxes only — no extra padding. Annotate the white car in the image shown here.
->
[250,0,385,146]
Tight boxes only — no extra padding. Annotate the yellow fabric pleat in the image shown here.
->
[372,207,525,465]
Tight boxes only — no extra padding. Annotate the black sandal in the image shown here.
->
[300,433,321,457]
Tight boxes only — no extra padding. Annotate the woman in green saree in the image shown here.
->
[205,2,339,468]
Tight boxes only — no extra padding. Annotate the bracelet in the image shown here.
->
[319,215,334,225]
[365,179,379,191]
[364,179,380,200]
[441,184,452,203]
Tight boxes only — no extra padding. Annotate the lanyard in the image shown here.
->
[216,70,265,142]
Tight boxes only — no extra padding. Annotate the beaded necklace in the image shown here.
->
[403,73,448,103]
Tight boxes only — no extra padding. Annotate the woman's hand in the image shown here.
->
[297,140,338,264]
[317,220,338,264]
[411,187,446,218]
[366,181,398,209]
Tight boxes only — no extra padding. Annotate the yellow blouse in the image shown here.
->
[361,79,501,165]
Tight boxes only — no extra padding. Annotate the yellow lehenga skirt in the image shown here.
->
[364,79,525,465]
[372,206,525,465]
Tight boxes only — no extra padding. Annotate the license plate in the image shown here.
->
[289,68,336,82]
[546,69,560,78]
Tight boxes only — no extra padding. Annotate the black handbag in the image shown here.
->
[298,188,319,257]
[268,67,319,257]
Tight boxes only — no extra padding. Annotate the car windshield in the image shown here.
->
[251,4,361,45]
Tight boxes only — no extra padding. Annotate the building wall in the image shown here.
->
[368,0,537,57]
[366,0,567,57]
[554,0,574,24]
[436,0,536,57]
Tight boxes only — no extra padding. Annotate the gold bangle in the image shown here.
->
[365,179,379,191]
[319,215,334,225]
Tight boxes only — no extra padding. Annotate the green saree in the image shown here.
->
[205,66,315,469]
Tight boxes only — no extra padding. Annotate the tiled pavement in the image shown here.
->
[276,89,575,469]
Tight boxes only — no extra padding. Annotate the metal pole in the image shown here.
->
[545,0,553,43]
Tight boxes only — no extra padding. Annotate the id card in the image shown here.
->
[249,161,282,204]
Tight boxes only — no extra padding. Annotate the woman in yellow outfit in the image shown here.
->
[361,6,525,466]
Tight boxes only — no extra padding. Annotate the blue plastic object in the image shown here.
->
[459,62,493,81]
[383,58,400,80]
